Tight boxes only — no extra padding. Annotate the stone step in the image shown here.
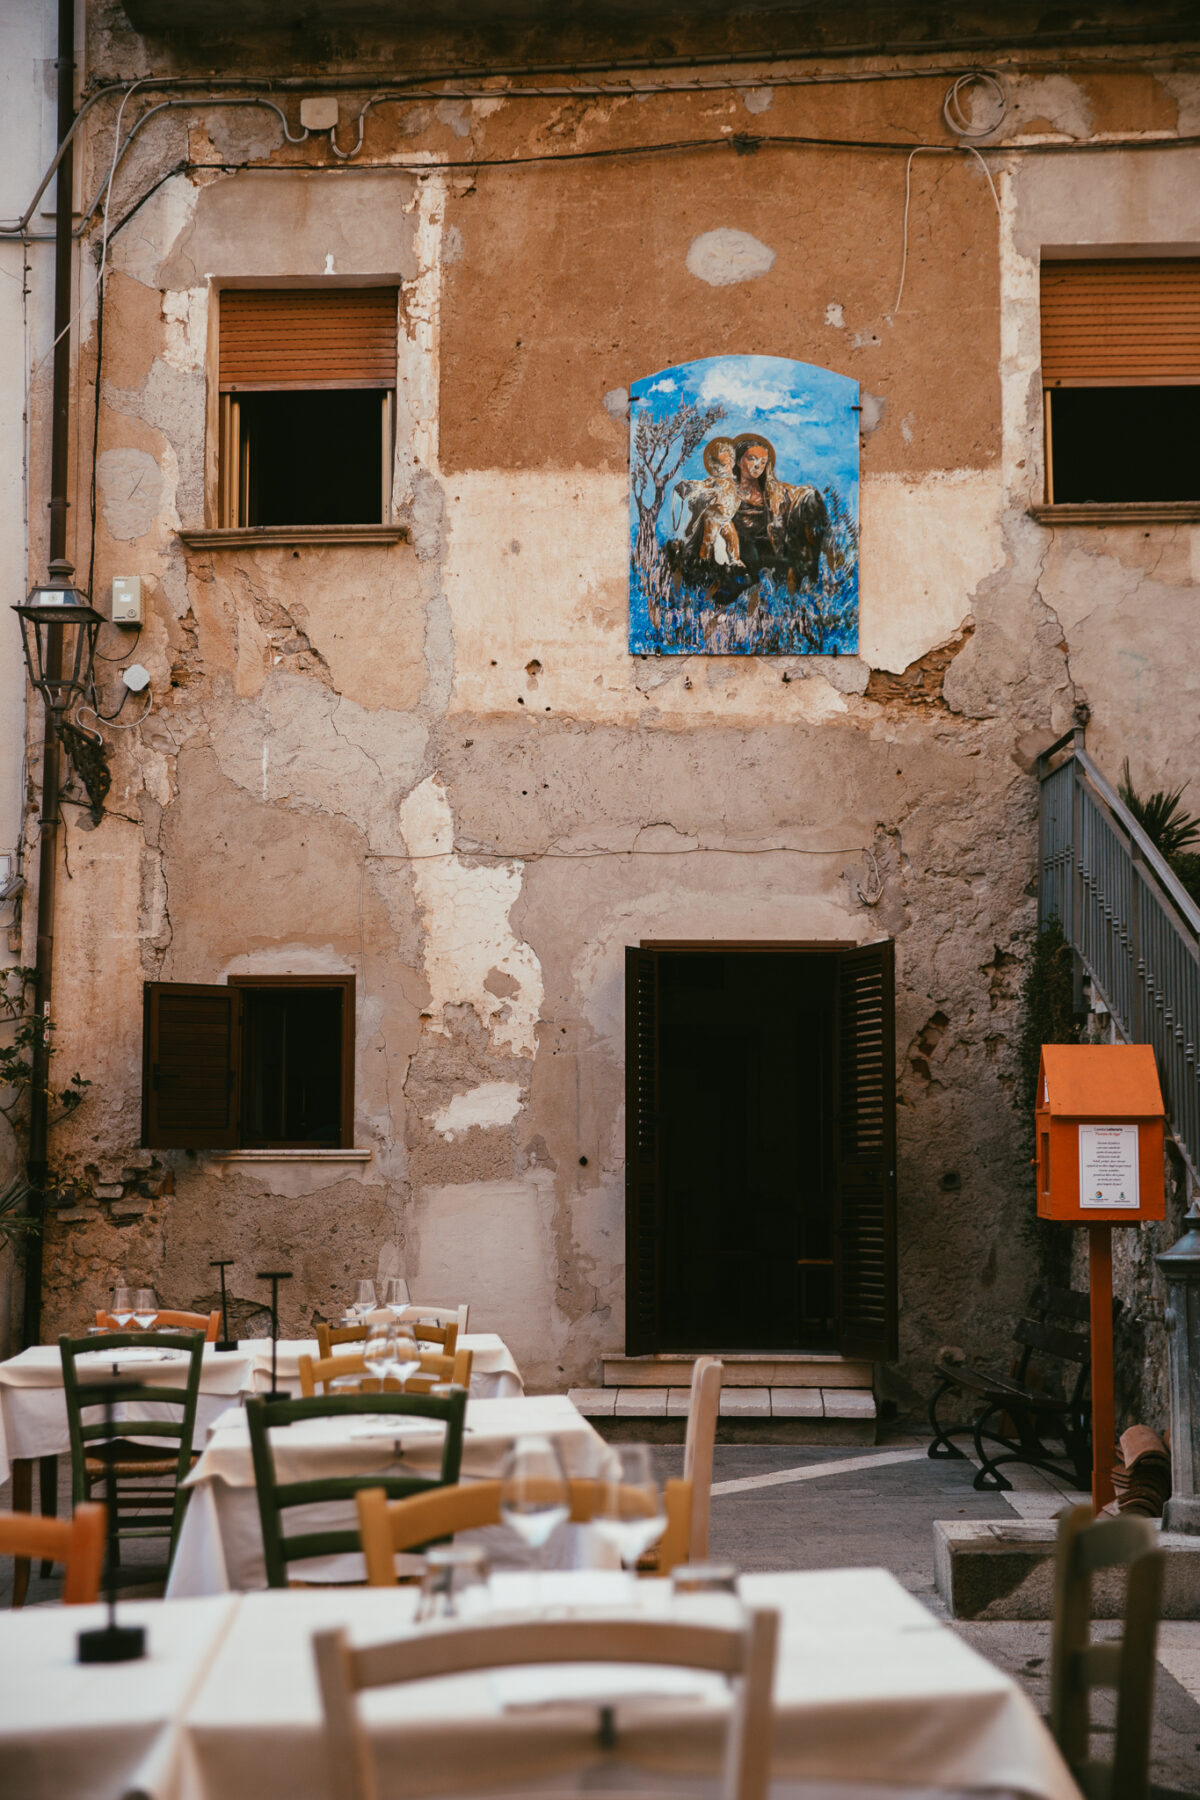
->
[569,1385,877,1446]
[934,1518,1200,1621]
[601,1354,873,1390]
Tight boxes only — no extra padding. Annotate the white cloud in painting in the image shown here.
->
[697,364,815,419]
[649,378,677,393]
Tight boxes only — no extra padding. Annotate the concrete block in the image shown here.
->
[821,1388,877,1419]
[568,1388,614,1417]
[770,1389,823,1418]
[934,1518,1200,1620]
[614,1387,667,1417]
[719,1388,770,1418]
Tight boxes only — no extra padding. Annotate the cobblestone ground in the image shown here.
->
[3,1435,1199,1795]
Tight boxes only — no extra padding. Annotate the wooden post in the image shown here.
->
[1089,1223,1116,1511]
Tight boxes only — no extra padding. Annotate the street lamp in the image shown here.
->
[13,560,111,822]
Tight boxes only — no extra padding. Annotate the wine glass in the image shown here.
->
[382,1277,411,1320]
[111,1285,134,1328]
[592,1445,667,1571]
[361,1325,397,1392]
[132,1288,159,1331]
[500,1436,569,1564]
[387,1324,422,1390]
[351,1280,377,1320]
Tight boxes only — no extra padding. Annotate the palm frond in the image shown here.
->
[1119,759,1200,860]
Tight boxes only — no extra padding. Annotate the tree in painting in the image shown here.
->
[631,398,726,615]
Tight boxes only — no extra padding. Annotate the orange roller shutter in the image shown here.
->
[1041,260,1200,386]
[219,288,398,390]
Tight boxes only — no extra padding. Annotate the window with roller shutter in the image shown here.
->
[217,288,398,527]
[1040,260,1200,505]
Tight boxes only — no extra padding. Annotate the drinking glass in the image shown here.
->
[382,1277,411,1319]
[387,1325,422,1389]
[351,1280,377,1319]
[415,1545,490,1622]
[111,1285,134,1328]
[361,1325,397,1391]
[592,1445,667,1570]
[500,1436,569,1556]
[132,1288,159,1330]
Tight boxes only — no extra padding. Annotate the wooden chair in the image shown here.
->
[297,1347,473,1397]
[396,1302,470,1335]
[95,1307,220,1342]
[357,1474,694,1583]
[684,1355,723,1562]
[1051,1503,1165,1800]
[244,1388,467,1588]
[59,1330,205,1568]
[317,1317,460,1360]
[314,1604,778,1800]
[0,1502,106,1603]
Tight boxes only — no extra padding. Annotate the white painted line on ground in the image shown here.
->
[711,1447,929,1497]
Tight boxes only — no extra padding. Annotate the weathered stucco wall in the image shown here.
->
[19,22,1198,1417]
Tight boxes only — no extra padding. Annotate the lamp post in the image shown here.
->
[13,568,111,827]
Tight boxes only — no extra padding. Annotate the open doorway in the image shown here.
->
[625,942,897,1361]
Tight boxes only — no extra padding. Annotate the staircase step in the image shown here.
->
[569,1385,877,1446]
[601,1354,872,1389]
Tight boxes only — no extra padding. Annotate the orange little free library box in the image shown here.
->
[1035,1044,1165,1224]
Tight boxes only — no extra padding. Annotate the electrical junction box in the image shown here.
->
[300,97,340,131]
[111,576,142,624]
[1035,1043,1166,1224]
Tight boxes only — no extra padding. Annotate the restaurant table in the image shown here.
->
[0,1594,236,1800]
[238,1333,524,1399]
[11,1568,1072,1800]
[166,1393,612,1596]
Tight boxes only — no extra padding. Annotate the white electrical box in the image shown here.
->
[111,576,142,624]
[300,97,339,131]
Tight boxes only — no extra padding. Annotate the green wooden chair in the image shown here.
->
[59,1329,205,1569]
[1050,1502,1165,1800]
[244,1388,466,1588]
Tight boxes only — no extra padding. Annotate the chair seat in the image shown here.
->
[85,1441,180,1478]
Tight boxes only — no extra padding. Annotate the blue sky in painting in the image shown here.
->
[630,353,859,541]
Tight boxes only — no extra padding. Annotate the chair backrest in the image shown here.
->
[244,1388,467,1588]
[684,1355,723,1561]
[357,1474,693,1584]
[316,1313,464,1361]
[95,1307,220,1342]
[297,1347,472,1397]
[0,1502,106,1603]
[314,1604,778,1800]
[1050,1503,1165,1800]
[59,1331,207,1506]
[396,1303,470,1334]
[315,1321,368,1360]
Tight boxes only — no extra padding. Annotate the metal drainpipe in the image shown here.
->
[21,0,76,1348]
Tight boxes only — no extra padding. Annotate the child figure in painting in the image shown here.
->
[669,437,742,582]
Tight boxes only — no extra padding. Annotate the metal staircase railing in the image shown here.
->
[1037,727,1200,1187]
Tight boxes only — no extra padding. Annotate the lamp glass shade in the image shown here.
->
[13,584,105,712]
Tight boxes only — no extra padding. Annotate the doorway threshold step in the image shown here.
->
[600,1354,873,1390]
[570,1384,876,1445]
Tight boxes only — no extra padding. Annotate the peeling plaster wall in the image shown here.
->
[22,27,1199,1416]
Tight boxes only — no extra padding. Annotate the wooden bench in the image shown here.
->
[927,1283,1099,1492]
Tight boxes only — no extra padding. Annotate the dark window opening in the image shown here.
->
[1049,387,1200,503]
[238,390,386,526]
[239,984,344,1147]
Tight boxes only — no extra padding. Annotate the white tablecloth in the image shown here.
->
[238,1334,524,1399]
[169,1571,1080,1800]
[167,1394,611,1596]
[0,1346,253,1486]
[0,1595,236,1800]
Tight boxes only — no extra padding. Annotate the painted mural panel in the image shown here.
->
[629,355,859,656]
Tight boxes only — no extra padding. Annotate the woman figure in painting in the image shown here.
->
[677,432,830,605]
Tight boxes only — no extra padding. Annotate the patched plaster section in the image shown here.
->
[686,228,775,286]
[430,1079,524,1138]
[858,470,1005,673]
[107,175,198,286]
[396,169,447,483]
[97,447,167,542]
[400,773,544,1056]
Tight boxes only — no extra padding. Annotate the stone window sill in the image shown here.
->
[209,1148,373,1163]
[1029,502,1200,526]
[178,525,408,550]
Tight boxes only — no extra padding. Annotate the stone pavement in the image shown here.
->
[3,1435,1199,1794]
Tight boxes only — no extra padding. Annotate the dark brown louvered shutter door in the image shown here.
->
[625,946,663,1354]
[142,983,240,1149]
[218,289,398,391]
[834,941,898,1361]
[1041,261,1200,386]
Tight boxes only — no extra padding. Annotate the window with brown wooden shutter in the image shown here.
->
[833,941,898,1362]
[1040,260,1200,505]
[217,288,398,527]
[142,976,355,1149]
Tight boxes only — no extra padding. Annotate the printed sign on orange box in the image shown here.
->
[1035,1044,1165,1225]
